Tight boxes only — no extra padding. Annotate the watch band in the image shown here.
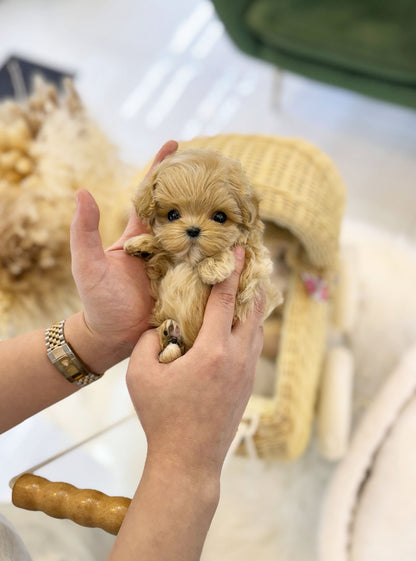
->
[45,320,103,387]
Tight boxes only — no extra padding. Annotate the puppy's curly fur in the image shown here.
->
[125,149,282,362]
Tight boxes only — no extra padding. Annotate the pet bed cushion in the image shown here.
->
[318,343,416,561]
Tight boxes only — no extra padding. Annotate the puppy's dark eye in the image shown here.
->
[212,211,227,224]
[168,209,181,221]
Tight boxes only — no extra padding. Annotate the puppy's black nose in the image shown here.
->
[186,226,201,238]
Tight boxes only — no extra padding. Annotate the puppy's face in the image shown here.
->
[136,150,258,265]
[153,183,242,264]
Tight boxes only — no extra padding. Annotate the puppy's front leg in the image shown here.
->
[197,249,235,285]
[124,234,157,259]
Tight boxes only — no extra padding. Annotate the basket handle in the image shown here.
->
[12,473,131,535]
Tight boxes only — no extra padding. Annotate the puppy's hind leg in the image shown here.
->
[159,343,182,363]
[158,319,185,363]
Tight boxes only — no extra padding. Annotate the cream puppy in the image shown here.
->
[124,149,282,362]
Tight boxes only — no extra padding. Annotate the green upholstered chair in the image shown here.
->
[211,0,416,109]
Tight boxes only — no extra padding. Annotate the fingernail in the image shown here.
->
[234,246,245,261]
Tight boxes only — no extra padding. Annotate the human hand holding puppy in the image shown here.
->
[109,247,264,561]
[66,140,179,374]
[127,246,263,473]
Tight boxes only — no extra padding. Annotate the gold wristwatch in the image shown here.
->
[45,320,103,387]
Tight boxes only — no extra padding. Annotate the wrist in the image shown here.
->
[110,445,220,560]
[63,312,128,374]
[144,452,221,509]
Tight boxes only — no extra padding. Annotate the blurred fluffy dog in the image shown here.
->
[124,149,282,362]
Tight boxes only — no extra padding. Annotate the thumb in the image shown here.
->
[131,328,161,362]
[147,140,178,173]
[70,190,105,277]
[127,329,161,391]
[196,247,245,345]
[109,140,179,250]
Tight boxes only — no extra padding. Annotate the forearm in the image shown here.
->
[109,457,220,561]
[0,311,124,433]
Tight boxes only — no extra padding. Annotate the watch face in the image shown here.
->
[58,356,80,377]
[49,346,82,381]
[47,335,100,385]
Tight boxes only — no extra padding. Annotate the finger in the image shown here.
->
[244,324,264,386]
[146,140,178,176]
[110,140,179,250]
[70,190,105,275]
[232,304,263,352]
[130,329,161,367]
[107,207,148,250]
[231,300,264,381]
[233,291,265,329]
[232,292,265,344]
[197,247,245,344]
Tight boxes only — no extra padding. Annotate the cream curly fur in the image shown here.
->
[124,149,282,362]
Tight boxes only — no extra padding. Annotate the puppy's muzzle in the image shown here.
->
[186,226,201,238]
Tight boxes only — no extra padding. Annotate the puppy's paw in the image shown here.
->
[159,343,182,363]
[158,319,185,363]
[124,234,156,259]
[198,251,235,285]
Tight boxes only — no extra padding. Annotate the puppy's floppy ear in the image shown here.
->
[133,168,158,222]
[240,188,260,230]
[226,158,260,230]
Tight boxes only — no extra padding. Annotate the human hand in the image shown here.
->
[68,140,178,371]
[126,247,264,478]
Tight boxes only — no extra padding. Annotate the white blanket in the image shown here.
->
[319,345,416,561]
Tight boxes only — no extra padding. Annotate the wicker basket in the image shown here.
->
[125,134,346,460]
